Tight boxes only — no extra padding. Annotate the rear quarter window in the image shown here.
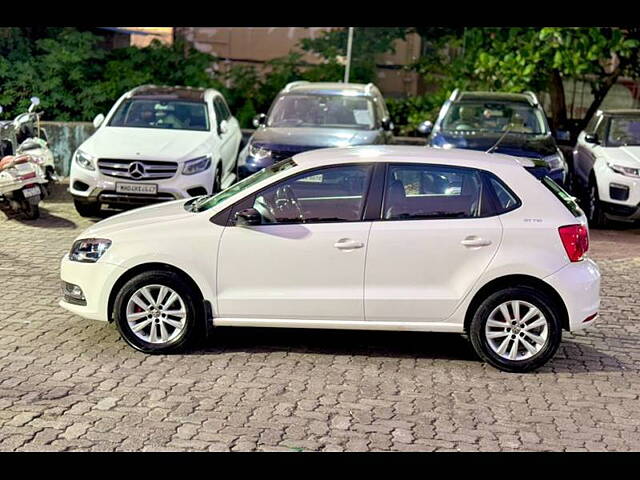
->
[541,176,584,217]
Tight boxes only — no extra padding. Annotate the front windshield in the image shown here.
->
[442,101,548,135]
[108,98,209,131]
[267,94,376,130]
[606,116,640,146]
[192,158,298,212]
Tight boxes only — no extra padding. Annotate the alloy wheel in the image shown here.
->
[484,300,549,361]
[125,284,187,345]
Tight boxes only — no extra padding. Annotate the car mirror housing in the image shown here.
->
[235,207,262,226]
[219,119,229,135]
[584,133,599,144]
[417,120,433,136]
[252,113,267,128]
[93,113,105,129]
[381,117,394,131]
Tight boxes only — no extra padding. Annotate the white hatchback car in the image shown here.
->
[573,109,640,227]
[60,146,600,372]
[69,85,241,217]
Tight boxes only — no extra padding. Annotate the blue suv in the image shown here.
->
[237,81,394,179]
[419,90,568,186]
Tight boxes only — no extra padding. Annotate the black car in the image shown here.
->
[418,90,568,186]
[237,81,394,179]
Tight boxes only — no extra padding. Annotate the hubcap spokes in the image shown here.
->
[485,300,549,361]
[126,284,186,344]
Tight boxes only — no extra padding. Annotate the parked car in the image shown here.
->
[237,81,394,180]
[418,90,568,187]
[69,85,241,217]
[59,146,600,372]
[573,109,640,227]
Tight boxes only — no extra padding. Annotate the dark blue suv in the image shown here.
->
[418,90,568,186]
[237,81,394,180]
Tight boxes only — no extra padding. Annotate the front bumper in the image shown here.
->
[70,163,215,206]
[59,253,125,322]
[544,258,600,332]
[594,162,640,221]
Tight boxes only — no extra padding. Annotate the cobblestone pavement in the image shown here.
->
[1,187,639,452]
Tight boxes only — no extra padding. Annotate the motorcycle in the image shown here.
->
[13,97,58,194]
[0,106,47,220]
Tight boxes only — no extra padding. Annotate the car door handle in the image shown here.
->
[461,236,492,247]
[334,239,364,250]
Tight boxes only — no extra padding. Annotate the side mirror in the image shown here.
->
[235,207,262,226]
[252,113,267,128]
[0,106,3,115]
[381,117,394,131]
[417,120,433,136]
[28,96,40,113]
[219,119,229,135]
[584,133,599,144]
[93,113,105,129]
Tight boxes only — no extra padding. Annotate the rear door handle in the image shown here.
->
[334,238,364,250]
[461,236,492,247]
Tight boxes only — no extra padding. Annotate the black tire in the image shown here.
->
[212,164,222,194]
[21,201,40,220]
[584,177,609,229]
[74,198,101,218]
[469,286,562,373]
[113,270,204,354]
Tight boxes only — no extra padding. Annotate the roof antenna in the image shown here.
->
[486,124,512,154]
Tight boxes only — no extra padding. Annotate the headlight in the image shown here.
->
[182,155,212,175]
[74,150,95,171]
[543,151,566,172]
[607,162,640,178]
[248,144,272,160]
[69,238,112,263]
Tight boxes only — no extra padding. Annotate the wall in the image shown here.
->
[41,121,95,176]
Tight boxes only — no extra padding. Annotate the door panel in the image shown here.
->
[217,222,372,320]
[364,217,502,322]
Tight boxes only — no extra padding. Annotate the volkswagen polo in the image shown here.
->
[59,146,600,372]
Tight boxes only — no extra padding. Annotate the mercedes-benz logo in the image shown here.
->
[128,162,145,179]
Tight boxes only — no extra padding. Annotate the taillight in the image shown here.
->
[558,224,589,262]
[20,172,36,180]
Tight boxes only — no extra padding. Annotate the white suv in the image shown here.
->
[69,85,241,217]
[59,146,600,372]
[573,109,640,227]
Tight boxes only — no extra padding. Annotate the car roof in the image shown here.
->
[457,91,535,106]
[598,109,640,116]
[290,145,532,172]
[127,85,217,102]
[282,81,378,97]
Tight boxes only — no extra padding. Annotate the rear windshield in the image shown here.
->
[542,177,583,217]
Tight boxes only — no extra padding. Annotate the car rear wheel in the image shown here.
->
[469,286,562,373]
[113,270,204,354]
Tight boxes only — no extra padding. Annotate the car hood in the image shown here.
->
[80,126,211,162]
[251,127,381,149]
[78,199,194,239]
[600,146,640,167]
[431,131,558,158]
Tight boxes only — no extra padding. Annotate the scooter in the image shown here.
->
[14,97,58,194]
[0,154,47,220]
[0,105,47,220]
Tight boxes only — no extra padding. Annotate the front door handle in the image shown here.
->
[334,238,364,250]
[461,236,492,248]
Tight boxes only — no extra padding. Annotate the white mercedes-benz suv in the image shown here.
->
[59,146,600,372]
[69,85,241,217]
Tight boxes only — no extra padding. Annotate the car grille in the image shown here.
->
[97,159,178,181]
[255,144,321,162]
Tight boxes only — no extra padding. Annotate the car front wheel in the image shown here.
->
[585,178,609,228]
[469,286,562,373]
[113,270,203,354]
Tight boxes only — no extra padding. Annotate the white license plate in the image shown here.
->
[116,183,158,195]
[22,186,41,198]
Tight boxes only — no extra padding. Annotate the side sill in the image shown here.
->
[212,318,464,333]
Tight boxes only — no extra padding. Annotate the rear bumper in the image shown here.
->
[544,258,601,332]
